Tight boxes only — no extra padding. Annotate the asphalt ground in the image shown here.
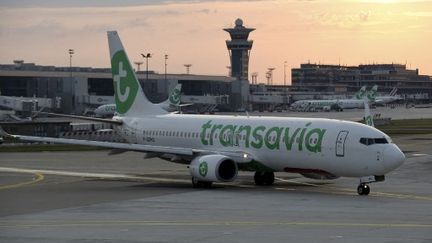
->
[0,132,431,242]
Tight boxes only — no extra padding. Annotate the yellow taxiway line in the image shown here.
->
[0,173,44,190]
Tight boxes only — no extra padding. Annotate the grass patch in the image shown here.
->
[375,119,432,135]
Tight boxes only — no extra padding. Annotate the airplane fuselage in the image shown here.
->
[114,114,404,178]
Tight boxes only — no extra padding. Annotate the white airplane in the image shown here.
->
[0,31,406,196]
[371,87,402,105]
[94,83,185,117]
[291,85,401,111]
[290,87,367,111]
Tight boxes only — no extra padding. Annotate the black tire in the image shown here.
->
[192,177,200,188]
[202,181,213,188]
[357,184,370,196]
[254,171,274,186]
[263,172,275,185]
[191,177,213,188]
[254,171,265,185]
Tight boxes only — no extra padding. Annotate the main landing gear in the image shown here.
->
[191,177,213,188]
[357,175,385,196]
[254,171,275,186]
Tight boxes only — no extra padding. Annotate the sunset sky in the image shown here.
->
[0,0,431,84]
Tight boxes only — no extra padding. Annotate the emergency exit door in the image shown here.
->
[336,131,349,157]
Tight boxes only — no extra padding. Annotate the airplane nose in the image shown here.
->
[383,145,405,172]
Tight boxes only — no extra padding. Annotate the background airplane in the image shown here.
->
[94,83,185,117]
[290,86,367,111]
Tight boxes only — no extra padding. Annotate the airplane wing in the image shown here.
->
[34,112,122,125]
[0,127,192,156]
[0,126,253,163]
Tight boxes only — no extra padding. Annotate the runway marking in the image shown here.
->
[0,167,190,184]
[275,177,432,201]
[1,167,431,201]
[0,220,431,229]
[0,173,44,190]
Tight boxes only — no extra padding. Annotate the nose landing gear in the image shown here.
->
[357,183,370,195]
[357,175,385,196]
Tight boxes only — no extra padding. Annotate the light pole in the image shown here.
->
[141,53,152,82]
[164,54,168,82]
[284,61,287,88]
[267,67,275,85]
[68,49,74,82]
[134,61,143,71]
[284,61,288,109]
[68,49,75,112]
[184,64,192,74]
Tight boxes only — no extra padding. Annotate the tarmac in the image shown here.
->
[0,109,432,242]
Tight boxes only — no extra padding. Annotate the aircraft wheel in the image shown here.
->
[263,172,275,185]
[357,183,370,195]
[254,171,275,186]
[191,177,212,188]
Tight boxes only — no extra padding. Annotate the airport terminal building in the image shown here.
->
[291,63,432,101]
[0,61,242,114]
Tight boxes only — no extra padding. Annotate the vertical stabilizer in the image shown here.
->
[168,84,182,106]
[355,86,367,100]
[363,86,376,127]
[107,31,167,117]
[364,98,374,127]
[367,85,378,102]
[389,87,398,96]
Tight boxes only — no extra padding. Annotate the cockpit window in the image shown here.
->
[374,138,388,144]
[360,137,388,145]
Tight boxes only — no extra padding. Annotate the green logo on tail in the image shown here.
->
[111,51,138,114]
[169,87,181,105]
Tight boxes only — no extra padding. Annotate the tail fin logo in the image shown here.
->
[111,51,138,114]
[169,87,181,105]
[355,86,367,100]
[367,85,377,102]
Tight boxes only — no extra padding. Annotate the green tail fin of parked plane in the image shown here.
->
[355,86,367,100]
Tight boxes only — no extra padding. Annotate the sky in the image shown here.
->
[0,0,431,84]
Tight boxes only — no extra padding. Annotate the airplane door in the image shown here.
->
[336,131,349,157]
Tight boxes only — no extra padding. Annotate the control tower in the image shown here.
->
[224,18,255,80]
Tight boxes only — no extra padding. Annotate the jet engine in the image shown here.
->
[189,154,238,182]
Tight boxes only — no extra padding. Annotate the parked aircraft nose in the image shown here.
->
[383,145,405,172]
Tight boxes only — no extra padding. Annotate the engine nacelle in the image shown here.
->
[189,154,238,182]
